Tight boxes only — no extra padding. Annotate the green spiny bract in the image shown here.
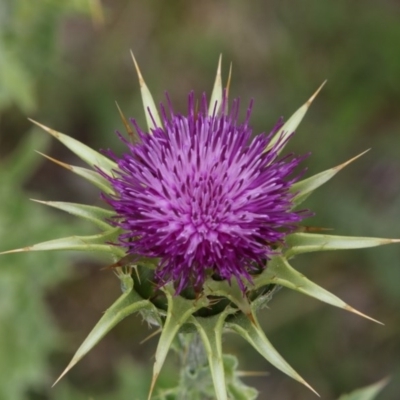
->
[2,54,398,400]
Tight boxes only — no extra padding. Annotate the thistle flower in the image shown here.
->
[99,92,307,294]
[2,54,399,400]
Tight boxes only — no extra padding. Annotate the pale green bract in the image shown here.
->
[338,378,389,400]
[2,56,398,400]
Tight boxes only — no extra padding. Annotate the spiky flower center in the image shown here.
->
[101,94,306,292]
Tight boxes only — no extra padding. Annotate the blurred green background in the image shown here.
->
[1,1,400,399]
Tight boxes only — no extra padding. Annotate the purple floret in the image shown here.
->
[100,93,307,293]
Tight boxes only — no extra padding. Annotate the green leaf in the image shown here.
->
[2,130,50,185]
[284,232,400,259]
[209,55,223,116]
[115,101,140,143]
[0,228,124,258]
[338,378,389,400]
[0,45,35,112]
[227,312,318,395]
[191,308,236,400]
[148,285,210,400]
[106,254,160,272]
[71,165,113,193]
[37,151,113,193]
[53,276,155,386]
[254,256,381,324]
[223,355,258,400]
[203,278,252,317]
[130,51,162,131]
[29,119,117,173]
[290,150,369,207]
[31,200,114,230]
[265,81,326,154]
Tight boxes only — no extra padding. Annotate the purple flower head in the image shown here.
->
[101,93,308,293]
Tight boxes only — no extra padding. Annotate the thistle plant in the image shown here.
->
[2,54,398,400]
